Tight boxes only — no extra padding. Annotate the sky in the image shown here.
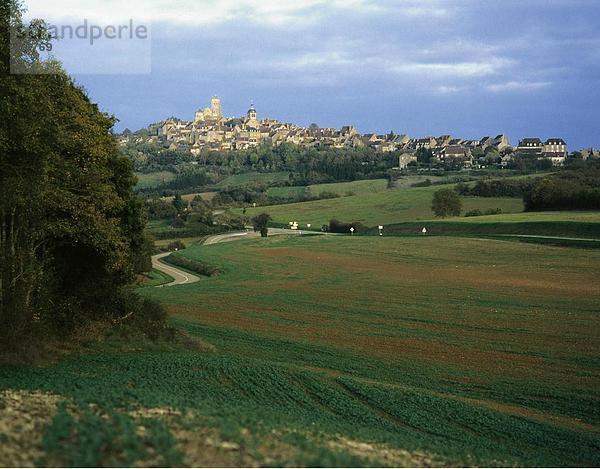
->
[23,0,600,149]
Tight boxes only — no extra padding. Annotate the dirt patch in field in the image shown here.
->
[329,437,437,467]
[0,390,63,467]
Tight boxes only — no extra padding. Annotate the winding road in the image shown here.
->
[151,252,201,287]
[152,228,319,287]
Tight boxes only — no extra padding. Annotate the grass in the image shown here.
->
[267,179,389,199]
[239,183,524,227]
[162,192,217,203]
[214,171,290,189]
[139,269,174,287]
[371,211,600,239]
[135,171,176,189]
[2,236,599,466]
[141,236,599,465]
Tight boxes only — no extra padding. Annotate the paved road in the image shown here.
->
[151,252,201,287]
[203,228,310,245]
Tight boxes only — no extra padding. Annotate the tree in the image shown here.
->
[0,1,156,346]
[251,213,271,237]
[172,193,186,214]
[432,189,462,217]
[416,147,433,164]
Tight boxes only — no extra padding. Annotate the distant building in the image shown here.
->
[493,134,511,151]
[517,138,544,156]
[581,148,599,160]
[543,138,567,166]
[398,153,417,169]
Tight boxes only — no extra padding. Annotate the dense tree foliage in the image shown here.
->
[251,213,272,237]
[432,189,462,217]
[523,161,600,211]
[456,179,534,198]
[0,1,156,348]
[132,143,398,187]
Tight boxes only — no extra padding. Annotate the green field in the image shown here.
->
[241,184,524,227]
[267,179,390,199]
[214,171,290,189]
[135,171,176,189]
[2,235,599,465]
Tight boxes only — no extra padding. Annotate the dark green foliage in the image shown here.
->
[431,189,462,217]
[523,163,600,211]
[464,209,483,217]
[251,213,272,237]
[366,220,600,238]
[146,198,178,220]
[507,153,554,172]
[0,2,159,346]
[416,147,433,164]
[328,219,364,234]
[465,208,502,217]
[456,178,534,197]
[166,240,186,251]
[164,253,221,277]
[132,142,399,193]
[172,194,187,214]
[171,217,185,228]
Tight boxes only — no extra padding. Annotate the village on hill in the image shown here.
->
[117,96,600,170]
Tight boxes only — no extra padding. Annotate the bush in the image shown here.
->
[456,179,533,198]
[465,209,483,217]
[146,199,178,220]
[167,240,186,251]
[484,208,503,215]
[432,189,462,217]
[318,191,339,199]
[252,213,272,237]
[523,165,600,211]
[171,217,185,228]
[329,219,364,234]
[164,253,221,277]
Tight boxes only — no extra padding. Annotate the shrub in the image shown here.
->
[329,219,364,234]
[171,217,185,228]
[252,213,272,237]
[484,208,503,215]
[318,191,339,199]
[164,253,221,277]
[464,209,483,217]
[432,189,462,217]
[167,240,186,251]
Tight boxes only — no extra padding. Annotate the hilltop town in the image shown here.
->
[118,96,600,169]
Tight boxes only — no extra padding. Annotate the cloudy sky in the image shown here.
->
[24,0,600,149]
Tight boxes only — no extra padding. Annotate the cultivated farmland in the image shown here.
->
[2,235,599,466]
[134,235,598,466]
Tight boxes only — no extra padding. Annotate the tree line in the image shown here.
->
[523,161,600,211]
[0,1,165,352]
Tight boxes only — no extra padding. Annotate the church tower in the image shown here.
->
[211,96,222,118]
[247,102,257,121]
